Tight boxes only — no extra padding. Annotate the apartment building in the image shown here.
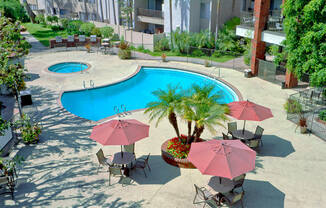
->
[25,0,98,21]
[234,0,298,87]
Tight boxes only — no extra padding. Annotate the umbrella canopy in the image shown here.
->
[90,119,150,145]
[187,140,256,179]
[227,101,273,121]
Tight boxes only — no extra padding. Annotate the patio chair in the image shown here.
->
[227,122,237,136]
[0,175,15,199]
[76,35,86,48]
[245,139,260,152]
[66,35,75,49]
[254,125,264,146]
[133,153,151,177]
[54,36,65,47]
[193,184,219,208]
[232,174,246,193]
[220,190,244,208]
[123,144,136,159]
[222,132,231,140]
[108,166,131,186]
[96,149,113,173]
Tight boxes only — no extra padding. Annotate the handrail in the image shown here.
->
[137,8,164,18]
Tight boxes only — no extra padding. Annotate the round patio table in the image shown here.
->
[207,176,234,194]
[232,130,254,141]
[112,152,134,165]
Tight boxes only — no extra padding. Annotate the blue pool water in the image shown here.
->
[61,67,239,121]
[48,62,88,73]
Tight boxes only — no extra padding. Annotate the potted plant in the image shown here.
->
[284,98,307,133]
[0,155,24,177]
[298,113,307,133]
[17,114,42,144]
[118,39,131,59]
[85,43,91,53]
[161,53,167,62]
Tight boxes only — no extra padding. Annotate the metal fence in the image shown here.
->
[258,59,286,85]
[287,88,326,141]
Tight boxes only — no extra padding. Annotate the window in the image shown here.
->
[30,4,38,10]
[200,3,210,19]
[60,9,67,15]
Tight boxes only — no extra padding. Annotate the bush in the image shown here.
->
[319,110,326,122]
[212,50,223,58]
[154,37,170,52]
[80,22,95,36]
[35,14,46,25]
[100,26,114,38]
[243,39,251,66]
[59,18,69,28]
[118,49,131,59]
[191,49,205,57]
[46,15,53,23]
[172,28,190,54]
[91,27,101,37]
[67,20,83,34]
[0,0,29,22]
[284,99,302,114]
[215,27,244,54]
[51,25,62,31]
[52,16,58,24]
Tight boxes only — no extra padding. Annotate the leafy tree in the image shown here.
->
[0,0,29,22]
[0,17,30,117]
[283,0,326,87]
[100,26,114,38]
[80,22,95,36]
[145,85,183,140]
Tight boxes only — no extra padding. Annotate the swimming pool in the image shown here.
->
[61,67,239,121]
[48,62,89,73]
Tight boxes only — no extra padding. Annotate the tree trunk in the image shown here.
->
[129,0,133,29]
[99,0,104,21]
[84,0,88,21]
[23,0,36,23]
[14,82,23,118]
[186,120,192,144]
[112,0,117,25]
[169,0,173,48]
[194,125,204,143]
[168,112,180,140]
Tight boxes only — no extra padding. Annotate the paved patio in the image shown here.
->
[1,46,326,207]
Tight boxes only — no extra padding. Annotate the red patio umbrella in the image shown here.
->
[187,140,256,179]
[90,119,150,145]
[227,100,273,132]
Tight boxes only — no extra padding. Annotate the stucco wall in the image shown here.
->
[97,0,120,24]
[163,0,191,32]
[218,0,244,29]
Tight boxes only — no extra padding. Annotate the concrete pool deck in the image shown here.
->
[2,48,326,207]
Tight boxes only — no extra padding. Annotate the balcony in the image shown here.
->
[239,11,255,28]
[266,10,284,32]
[136,8,164,25]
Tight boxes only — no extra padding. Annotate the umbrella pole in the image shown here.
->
[121,145,123,158]
[219,177,222,184]
[243,120,246,134]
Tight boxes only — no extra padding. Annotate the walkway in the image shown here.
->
[21,31,48,53]
[1,35,326,207]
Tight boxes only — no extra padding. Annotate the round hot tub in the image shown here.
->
[48,62,89,73]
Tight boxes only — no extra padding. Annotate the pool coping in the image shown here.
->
[57,65,243,124]
[45,61,91,75]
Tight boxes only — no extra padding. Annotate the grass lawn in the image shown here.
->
[23,23,68,47]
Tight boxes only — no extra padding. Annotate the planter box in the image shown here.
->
[0,127,14,156]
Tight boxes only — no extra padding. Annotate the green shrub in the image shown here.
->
[0,0,29,22]
[193,30,215,49]
[80,22,95,36]
[67,20,83,34]
[118,49,131,59]
[91,27,101,37]
[154,37,170,52]
[100,26,114,38]
[215,27,244,55]
[59,18,69,28]
[243,39,251,66]
[172,28,190,54]
[50,25,62,31]
[284,99,302,114]
[319,110,326,121]
[191,49,205,57]
[212,50,223,58]
[35,14,46,25]
[46,15,53,23]
[52,16,58,24]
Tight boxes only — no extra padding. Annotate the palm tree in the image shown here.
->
[180,84,229,143]
[145,85,182,140]
[112,0,117,25]
[22,0,36,23]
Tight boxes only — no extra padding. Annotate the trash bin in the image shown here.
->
[244,69,252,78]
[281,81,286,89]
[20,90,32,106]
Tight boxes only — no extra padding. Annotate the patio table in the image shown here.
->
[232,129,254,141]
[207,176,234,194]
[112,151,134,177]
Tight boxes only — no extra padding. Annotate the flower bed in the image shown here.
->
[161,135,204,169]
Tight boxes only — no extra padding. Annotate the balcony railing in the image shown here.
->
[267,10,284,32]
[137,8,163,19]
[240,11,255,27]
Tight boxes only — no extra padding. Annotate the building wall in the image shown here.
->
[133,0,148,32]
[97,0,120,24]
[163,0,191,33]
